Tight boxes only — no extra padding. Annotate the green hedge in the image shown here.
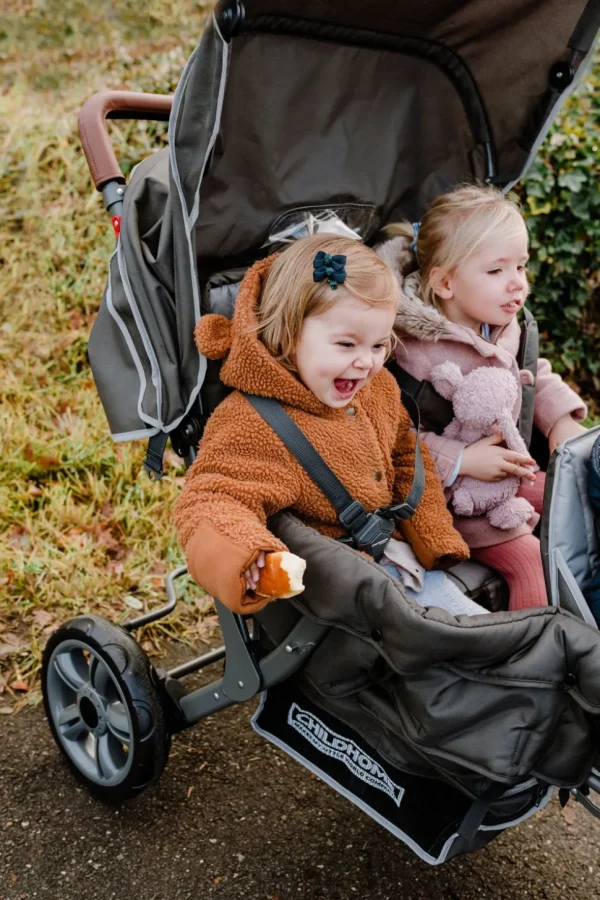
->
[518,54,599,409]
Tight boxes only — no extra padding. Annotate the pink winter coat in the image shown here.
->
[393,276,587,549]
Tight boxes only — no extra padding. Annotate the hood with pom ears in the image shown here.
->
[196,254,384,416]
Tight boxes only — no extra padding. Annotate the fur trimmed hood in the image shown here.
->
[395,272,454,341]
[373,235,453,342]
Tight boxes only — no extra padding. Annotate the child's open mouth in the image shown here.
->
[333,378,360,398]
[501,298,523,313]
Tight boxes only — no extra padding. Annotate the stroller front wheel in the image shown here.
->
[41,615,170,802]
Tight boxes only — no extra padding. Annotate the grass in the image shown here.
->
[0,1,213,710]
[0,4,598,711]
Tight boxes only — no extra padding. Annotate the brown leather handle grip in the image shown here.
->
[78,90,174,190]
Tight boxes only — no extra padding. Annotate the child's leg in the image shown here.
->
[404,570,490,616]
[471,535,547,610]
[517,471,546,516]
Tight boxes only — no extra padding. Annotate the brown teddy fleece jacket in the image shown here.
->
[173,257,469,615]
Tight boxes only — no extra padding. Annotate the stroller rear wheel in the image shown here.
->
[42,615,170,801]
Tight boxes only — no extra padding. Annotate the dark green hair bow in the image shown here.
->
[313,251,347,290]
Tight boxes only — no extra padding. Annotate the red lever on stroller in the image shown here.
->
[78,90,173,230]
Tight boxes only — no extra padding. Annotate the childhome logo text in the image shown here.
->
[288,703,405,807]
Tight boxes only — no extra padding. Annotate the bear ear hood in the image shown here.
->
[193,254,332,413]
[196,315,233,360]
[195,255,277,362]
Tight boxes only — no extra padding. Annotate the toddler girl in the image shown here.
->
[174,234,473,616]
[377,185,587,610]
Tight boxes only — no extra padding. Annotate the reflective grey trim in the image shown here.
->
[551,547,598,628]
[169,13,229,420]
[104,245,153,429]
[111,426,160,443]
[251,694,460,866]
[479,785,554,831]
[503,46,596,193]
[116,238,162,428]
[188,14,229,233]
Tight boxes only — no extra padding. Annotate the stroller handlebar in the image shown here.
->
[78,90,173,190]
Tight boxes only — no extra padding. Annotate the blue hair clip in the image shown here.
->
[411,221,420,257]
[313,251,347,290]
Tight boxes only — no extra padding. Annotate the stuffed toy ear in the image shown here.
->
[430,361,464,401]
[494,411,528,454]
[519,369,535,386]
[195,314,233,360]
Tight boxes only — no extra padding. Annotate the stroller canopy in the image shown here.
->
[89,0,599,441]
[176,0,598,260]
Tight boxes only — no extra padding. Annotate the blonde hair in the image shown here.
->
[387,184,528,309]
[258,234,400,368]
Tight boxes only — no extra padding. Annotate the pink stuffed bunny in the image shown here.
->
[430,362,535,529]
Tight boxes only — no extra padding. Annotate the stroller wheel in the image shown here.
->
[41,615,170,802]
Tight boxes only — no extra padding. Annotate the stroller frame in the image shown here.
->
[130,565,329,725]
[41,1,600,864]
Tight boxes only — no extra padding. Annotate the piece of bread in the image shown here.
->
[254,551,306,600]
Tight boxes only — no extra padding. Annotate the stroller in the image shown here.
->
[42,0,600,865]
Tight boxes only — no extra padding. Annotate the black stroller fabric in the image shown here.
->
[250,512,600,862]
[87,1,599,442]
[258,513,600,795]
[252,680,553,864]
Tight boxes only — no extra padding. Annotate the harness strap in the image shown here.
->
[244,392,425,531]
[388,359,453,435]
[391,309,540,448]
[516,307,539,450]
[457,784,507,843]
[143,432,169,481]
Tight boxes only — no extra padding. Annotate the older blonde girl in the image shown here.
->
[377,184,586,610]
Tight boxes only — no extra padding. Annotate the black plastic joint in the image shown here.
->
[548,61,575,91]
[388,502,416,521]
[338,501,368,532]
[215,0,245,39]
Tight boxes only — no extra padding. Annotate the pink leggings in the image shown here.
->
[471,475,547,611]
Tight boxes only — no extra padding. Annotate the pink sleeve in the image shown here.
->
[533,358,587,437]
[416,428,467,487]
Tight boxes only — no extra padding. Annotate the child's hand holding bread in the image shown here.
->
[243,551,306,600]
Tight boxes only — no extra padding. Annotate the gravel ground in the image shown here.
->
[2,644,600,900]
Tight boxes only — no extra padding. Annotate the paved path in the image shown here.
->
[2,646,600,900]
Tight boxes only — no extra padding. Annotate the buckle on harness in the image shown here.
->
[338,503,396,562]
[339,501,369,533]
[384,501,416,521]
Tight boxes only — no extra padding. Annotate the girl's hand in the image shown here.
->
[459,434,537,483]
[243,551,266,591]
[548,414,586,454]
